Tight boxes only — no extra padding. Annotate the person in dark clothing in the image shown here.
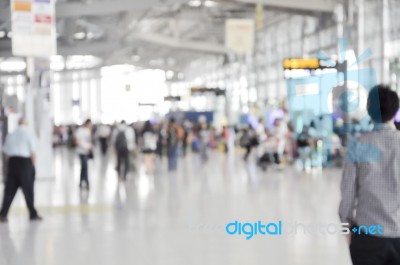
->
[0,118,42,222]
[241,125,257,161]
[97,124,111,155]
[112,120,135,180]
[297,126,312,170]
[182,119,191,156]
[155,122,165,160]
[166,118,182,171]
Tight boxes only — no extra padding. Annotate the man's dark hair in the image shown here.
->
[121,120,126,124]
[367,85,399,123]
[84,119,92,126]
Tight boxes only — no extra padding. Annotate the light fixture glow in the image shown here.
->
[0,60,26,72]
[166,70,175,80]
[204,0,217,7]
[86,32,94,39]
[132,55,141,62]
[73,32,86,40]
[188,0,202,7]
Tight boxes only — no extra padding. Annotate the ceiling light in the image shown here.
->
[0,59,26,72]
[86,32,94,40]
[73,32,86,40]
[166,70,175,80]
[132,55,141,62]
[0,31,5,38]
[149,59,165,67]
[7,32,12,38]
[178,73,185,80]
[50,62,65,71]
[188,0,202,7]
[204,0,216,7]
[167,58,176,66]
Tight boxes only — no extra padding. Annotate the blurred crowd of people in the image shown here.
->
[58,117,232,190]
[51,111,357,190]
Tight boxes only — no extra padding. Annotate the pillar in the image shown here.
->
[26,58,54,179]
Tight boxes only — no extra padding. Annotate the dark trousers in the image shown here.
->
[182,139,188,156]
[99,137,108,155]
[244,146,252,160]
[79,154,89,186]
[350,233,400,265]
[273,152,281,164]
[167,146,179,171]
[116,150,129,179]
[0,157,38,218]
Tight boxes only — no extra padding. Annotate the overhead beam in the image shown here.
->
[130,33,228,54]
[0,34,226,59]
[234,0,336,12]
[0,40,120,57]
[56,0,188,18]
[57,41,122,56]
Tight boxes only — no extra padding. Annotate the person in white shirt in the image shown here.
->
[75,119,93,189]
[111,121,136,180]
[0,117,42,222]
[271,118,288,165]
[141,120,158,174]
[97,124,111,155]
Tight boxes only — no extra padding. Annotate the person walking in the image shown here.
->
[141,120,158,174]
[97,123,111,155]
[255,118,267,158]
[0,117,42,222]
[271,119,288,166]
[155,122,165,161]
[241,125,256,161]
[198,120,210,162]
[182,119,191,156]
[75,119,93,189]
[339,85,400,265]
[221,125,229,153]
[166,118,182,171]
[112,121,135,180]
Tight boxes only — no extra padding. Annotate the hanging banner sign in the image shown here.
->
[255,4,264,31]
[11,0,57,57]
[225,19,255,55]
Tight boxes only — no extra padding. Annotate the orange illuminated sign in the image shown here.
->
[283,58,321,70]
[12,2,32,12]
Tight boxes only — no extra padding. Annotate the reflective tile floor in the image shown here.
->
[0,147,351,265]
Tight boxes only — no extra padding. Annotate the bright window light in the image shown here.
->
[73,32,86,40]
[100,66,166,123]
[188,0,202,7]
[166,70,175,80]
[0,59,26,72]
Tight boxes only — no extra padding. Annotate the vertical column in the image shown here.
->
[357,0,365,56]
[26,58,54,179]
[381,0,390,84]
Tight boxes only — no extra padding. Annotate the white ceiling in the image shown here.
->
[0,0,337,72]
